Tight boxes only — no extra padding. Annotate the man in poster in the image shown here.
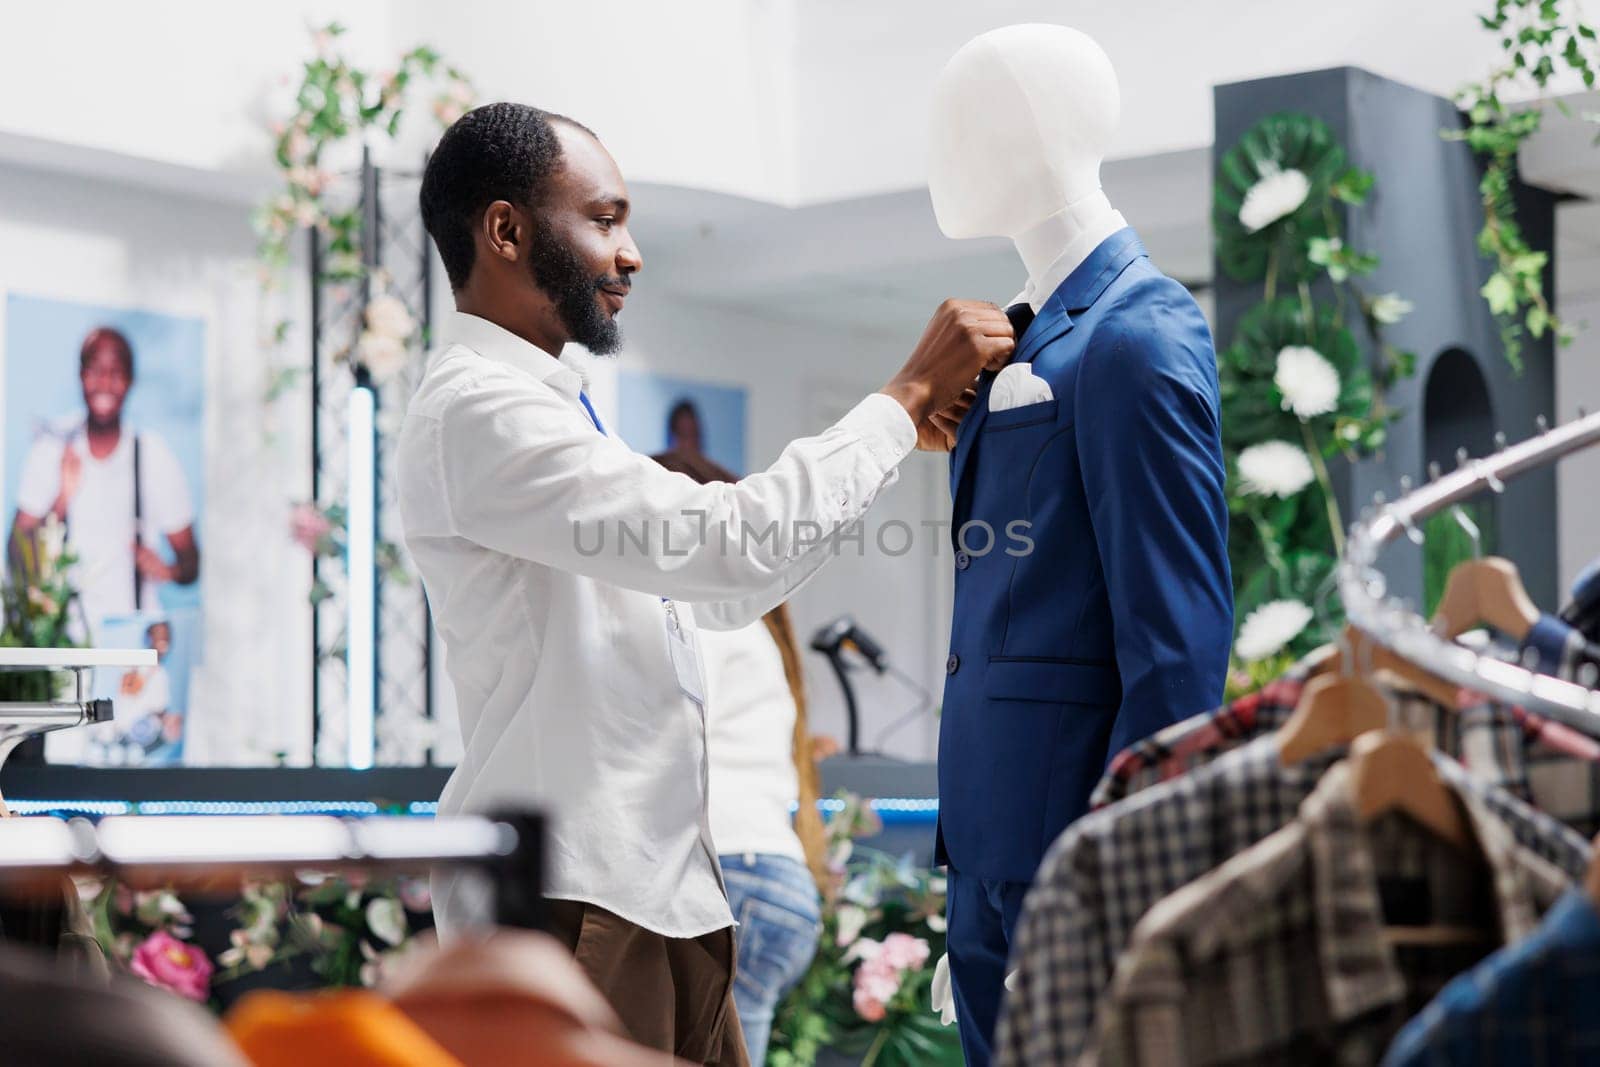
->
[8,326,199,636]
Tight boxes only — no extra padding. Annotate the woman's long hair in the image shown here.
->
[759,603,830,892]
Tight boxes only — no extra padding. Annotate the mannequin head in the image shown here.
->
[928,25,1120,240]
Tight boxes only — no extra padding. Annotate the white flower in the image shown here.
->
[931,952,957,1025]
[365,896,407,947]
[1235,599,1315,662]
[835,904,868,948]
[1237,441,1315,498]
[1239,167,1310,233]
[1274,345,1341,420]
[37,514,67,574]
[1370,293,1413,325]
[364,295,415,341]
[357,331,408,383]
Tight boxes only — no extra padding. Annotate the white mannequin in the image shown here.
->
[928,25,1127,312]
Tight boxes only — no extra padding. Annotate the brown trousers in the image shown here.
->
[547,899,750,1067]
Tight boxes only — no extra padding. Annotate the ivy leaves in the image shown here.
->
[1455,0,1596,370]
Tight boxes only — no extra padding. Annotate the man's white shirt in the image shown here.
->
[15,427,193,633]
[398,311,915,937]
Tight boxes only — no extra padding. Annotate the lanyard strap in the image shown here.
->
[578,392,606,436]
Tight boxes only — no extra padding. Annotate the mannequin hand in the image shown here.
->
[915,387,978,452]
[882,300,1014,425]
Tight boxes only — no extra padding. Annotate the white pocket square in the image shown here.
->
[988,363,1054,413]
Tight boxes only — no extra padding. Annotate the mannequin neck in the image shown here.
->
[1012,189,1126,311]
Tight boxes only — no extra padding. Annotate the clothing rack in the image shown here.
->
[1340,409,1600,732]
[0,809,546,930]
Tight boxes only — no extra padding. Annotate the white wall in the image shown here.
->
[0,158,313,765]
[0,2,395,174]
[2,1,1544,207]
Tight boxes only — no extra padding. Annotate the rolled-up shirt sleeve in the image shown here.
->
[436,369,916,606]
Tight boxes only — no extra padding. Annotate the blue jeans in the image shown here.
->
[722,853,822,1065]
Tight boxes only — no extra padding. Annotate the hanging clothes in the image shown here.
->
[1090,654,1600,834]
[0,940,245,1067]
[1087,759,1569,1067]
[993,732,1588,1067]
[1381,887,1600,1066]
[1520,613,1600,684]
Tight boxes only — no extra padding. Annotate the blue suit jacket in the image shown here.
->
[936,229,1233,883]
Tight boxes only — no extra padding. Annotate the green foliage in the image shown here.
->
[0,521,79,702]
[1453,0,1598,369]
[1215,112,1415,662]
[1218,299,1381,456]
[255,25,475,291]
[1213,112,1351,286]
[768,795,959,1067]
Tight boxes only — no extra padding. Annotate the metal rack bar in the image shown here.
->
[0,810,546,930]
[1340,409,1600,732]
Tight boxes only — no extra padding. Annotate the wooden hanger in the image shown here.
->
[1308,625,1463,710]
[1347,729,1473,852]
[1278,670,1390,765]
[1432,557,1540,643]
[1347,729,1493,946]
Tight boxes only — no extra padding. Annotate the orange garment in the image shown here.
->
[226,989,462,1067]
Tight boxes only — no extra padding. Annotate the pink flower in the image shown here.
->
[129,931,212,1002]
[880,932,930,972]
[853,986,887,1022]
[857,958,902,1003]
[290,503,333,552]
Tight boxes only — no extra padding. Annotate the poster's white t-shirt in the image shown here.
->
[15,427,193,632]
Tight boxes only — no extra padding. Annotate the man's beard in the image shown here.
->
[529,225,625,355]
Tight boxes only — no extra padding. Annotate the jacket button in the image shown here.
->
[946,654,961,675]
[955,550,971,570]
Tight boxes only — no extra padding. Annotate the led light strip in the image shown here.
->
[347,385,377,770]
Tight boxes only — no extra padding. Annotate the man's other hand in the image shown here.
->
[916,387,978,452]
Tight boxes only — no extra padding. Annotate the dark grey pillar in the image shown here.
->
[1213,67,1558,608]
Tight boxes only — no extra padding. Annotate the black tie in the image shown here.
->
[979,303,1035,387]
[1005,301,1035,339]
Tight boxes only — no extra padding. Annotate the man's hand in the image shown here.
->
[134,543,175,583]
[52,445,82,519]
[916,387,978,452]
[881,300,1014,427]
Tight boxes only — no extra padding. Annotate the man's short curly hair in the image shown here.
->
[420,102,594,291]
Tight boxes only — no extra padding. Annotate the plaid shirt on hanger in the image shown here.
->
[1091,647,1600,835]
[1087,760,1572,1067]
[1381,887,1600,1066]
[993,734,1591,1067]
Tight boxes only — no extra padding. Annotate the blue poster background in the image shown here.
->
[3,293,205,764]
[616,369,748,474]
